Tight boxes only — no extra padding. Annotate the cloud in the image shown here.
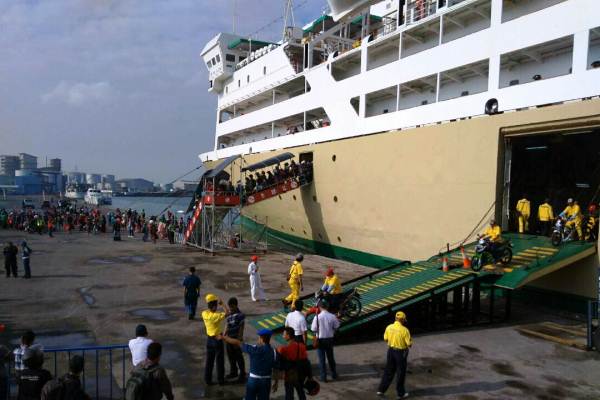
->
[41,81,115,106]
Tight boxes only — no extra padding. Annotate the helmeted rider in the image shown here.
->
[559,198,583,240]
[321,267,343,312]
[481,219,501,242]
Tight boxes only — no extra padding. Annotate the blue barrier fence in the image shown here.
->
[7,344,129,400]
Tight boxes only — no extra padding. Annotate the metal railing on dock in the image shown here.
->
[8,344,129,400]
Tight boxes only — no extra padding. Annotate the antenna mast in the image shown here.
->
[232,0,238,34]
[283,0,295,40]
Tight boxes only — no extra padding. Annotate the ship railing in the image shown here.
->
[7,344,130,400]
[405,0,469,25]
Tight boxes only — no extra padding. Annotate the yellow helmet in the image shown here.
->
[205,293,218,303]
[395,311,407,321]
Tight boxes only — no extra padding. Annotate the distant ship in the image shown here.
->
[65,184,87,200]
[197,0,600,266]
[84,188,112,206]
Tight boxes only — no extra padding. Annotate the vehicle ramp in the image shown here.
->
[249,262,476,343]
[250,234,596,343]
[443,233,596,289]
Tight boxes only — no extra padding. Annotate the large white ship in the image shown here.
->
[197,0,600,272]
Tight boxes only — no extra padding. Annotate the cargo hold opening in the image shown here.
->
[501,128,600,233]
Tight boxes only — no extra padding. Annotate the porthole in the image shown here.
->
[293,195,297,200]
[290,227,294,232]
[303,230,307,235]
[281,225,285,229]
[337,236,342,242]
[332,155,336,162]
[318,233,323,239]
[312,195,317,202]
[333,196,338,202]
[278,195,282,200]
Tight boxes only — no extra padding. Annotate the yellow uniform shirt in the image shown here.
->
[383,321,412,350]
[202,310,226,337]
[483,225,501,242]
[289,261,303,281]
[516,199,531,216]
[323,275,342,295]
[538,203,554,222]
[563,204,582,221]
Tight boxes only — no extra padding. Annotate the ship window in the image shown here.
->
[350,96,360,115]
[226,54,236,62]
[247,75,250,83]
[239,56,246,62]
[263,66,267,75]
[366,85,398,117]
[211,57,216,66]
[499,35,573,88]
[215,54,221,63]
[439,59,489,101]
[238,80,240,87]
[399,74,438,111]
[442,0,491,44]
[206,62,211,69]
[502,0,566,23]
[587,27,600,70]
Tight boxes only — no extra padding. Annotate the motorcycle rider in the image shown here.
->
[481,219,502,243]
[560,198,583,240]
[321,267,343,313]
[584,204,598,241]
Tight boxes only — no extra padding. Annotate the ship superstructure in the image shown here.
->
[196,0,600,269]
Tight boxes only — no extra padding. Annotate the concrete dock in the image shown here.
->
[1,229,599,399]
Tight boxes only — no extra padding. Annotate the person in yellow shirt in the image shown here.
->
[283,254,304,306]
[537,198,554,237]
[560,198,583,239]
[321,267,343,313]
[377,311,412,399]
[202,293,229,385]
[481,219,501,243]
[516,195,531,233]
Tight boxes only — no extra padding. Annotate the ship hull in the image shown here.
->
[204,99,600,266]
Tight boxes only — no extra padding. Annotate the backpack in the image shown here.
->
[125,365,156,400]
[41,377,66,400]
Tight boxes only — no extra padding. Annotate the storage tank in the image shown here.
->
[327,0,381,21]
[86,173,101,185]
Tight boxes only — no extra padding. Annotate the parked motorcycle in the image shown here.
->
[551,217,577,246]
[306,288,362,324]
[471,237,512,271]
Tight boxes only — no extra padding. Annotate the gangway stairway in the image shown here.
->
[184,151,313,252]
[250,233,596,345]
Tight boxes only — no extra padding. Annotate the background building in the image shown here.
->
[86,173,101,186]
[115,178,155,193]
[49,158,62,172]
[0,155,20,176]
[101,174,116,190]
[19,153,37,170]
[173,180,198,192]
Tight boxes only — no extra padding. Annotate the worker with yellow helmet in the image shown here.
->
[537,198,554,237]
[560,198,583,240]
[377,311,412,399]
[202,293,229,385]
[283,254,304,306]
[516,195,531,233]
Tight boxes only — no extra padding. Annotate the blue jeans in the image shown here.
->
[245,377,271,400]
[23,258,31,278]
[316,338,337,380]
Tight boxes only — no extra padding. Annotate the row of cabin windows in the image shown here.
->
[208,53,247,69]
[225,66,268,93]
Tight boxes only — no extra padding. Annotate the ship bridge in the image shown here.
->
[250,233,597,346]
[184,153,313,252]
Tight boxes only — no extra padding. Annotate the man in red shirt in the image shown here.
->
[276,327,308,400]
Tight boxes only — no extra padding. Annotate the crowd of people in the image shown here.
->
[2,203,190,278]
[243,160,313,196]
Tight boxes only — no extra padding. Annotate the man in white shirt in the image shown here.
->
[310,300,340,382]
[284,300,307,343]
[128,324,153,366]
[247,255,266,301]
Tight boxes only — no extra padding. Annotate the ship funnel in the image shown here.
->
[327,0,381,21]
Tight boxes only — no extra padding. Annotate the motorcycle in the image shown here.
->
[551,216,577,246]
[471,237,512,271]
[306,288,362,324]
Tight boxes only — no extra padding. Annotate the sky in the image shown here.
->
[0,0,328,184]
